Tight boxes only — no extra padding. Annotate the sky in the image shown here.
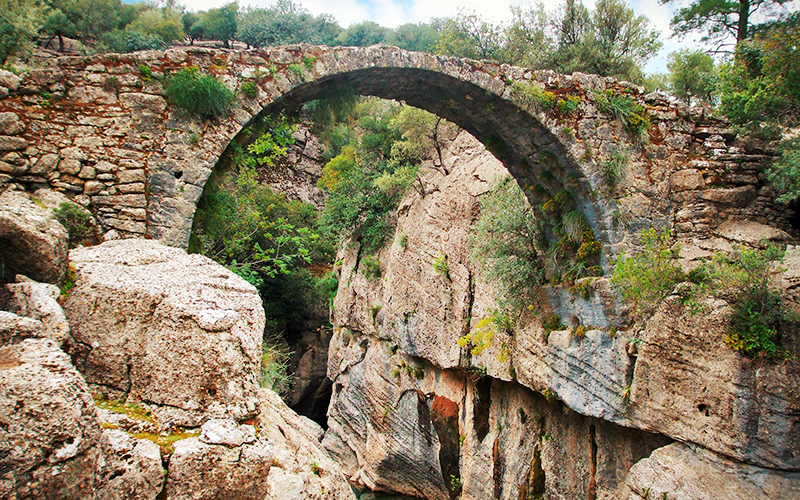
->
[174,0,798,74]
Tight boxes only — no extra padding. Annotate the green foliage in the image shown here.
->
[241,115,295,168]
[459,308,517,356]
[236,1,340,48]
[661,0,790,45]
[668,49,718,106]
[766,136,800,204]
[139,64,152,80]
[470,176,544,311]
[611,228,683,314]
[432,252,450,278]
[199,2,238,48]
[53,202,95,248]
[60,263,77,299]
[718,14,800,128]
[260,336,292,395]
[593,90,650,139]
[603,150,629,189]
[164,67,234,120]
[287,63,306,81]
[311,462,321,476]
[692,244,790,360]
[557,94,581,115]
[0,0,41,64]
[435,9,503,61]
[360,255,381,280]
[335,20,388,46]
[241,81,258,99]
[511,81,556,108]
[543,314,566,333]
[315,99,431,253]
[450,475,462,493]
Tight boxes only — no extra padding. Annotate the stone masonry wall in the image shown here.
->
[0,45,791,252]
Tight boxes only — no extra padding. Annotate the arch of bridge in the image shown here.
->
[0,44,778,256]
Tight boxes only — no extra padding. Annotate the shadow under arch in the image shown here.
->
[218,66,616,257]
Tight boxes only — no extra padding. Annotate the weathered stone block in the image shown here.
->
[0,112,24,135]
[670,169,704,192]
[0,136,27,151]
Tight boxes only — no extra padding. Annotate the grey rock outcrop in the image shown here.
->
[2,279,69,346]
[167,390,355,500]
[626,442,800,499]
[64,238,265,427]
[325,128,800,497]
[0,338,103,499]
[0,190,68,283]
[167,423,273,500]
[93,430,164,500]
[259,388,356,500]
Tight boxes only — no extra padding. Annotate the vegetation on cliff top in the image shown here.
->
[612,229,794,360]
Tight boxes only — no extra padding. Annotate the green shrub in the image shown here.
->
[611,228,683,314]
[139,65,152,80]
[164,67,234,120]
[543,314,565,333]
[260,337,292,395]
[470,176,544,310]
[695,245,790,360]
[603,150,629,189]
[241,81,259,99]
[432,252,450,278]
[557,94,581,115]
[361,255,381,280]
[765,136,800,204]
[53,202,95,248]
[593,90,650,139]
[511,81,556,108]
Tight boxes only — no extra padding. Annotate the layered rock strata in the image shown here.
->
[324,130,800,498]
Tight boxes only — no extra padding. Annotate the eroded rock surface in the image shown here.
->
[325,129,800,497]
[0,338,103,499]
[626,442,800,499]
[259,388,357,500]
[64,238,265,427]
[0,190,68,283]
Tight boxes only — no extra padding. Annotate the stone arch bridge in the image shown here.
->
[0,45,789,254]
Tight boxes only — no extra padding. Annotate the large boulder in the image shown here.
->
[93,429,164,500]
[166,419,272,500]
[63,239,265,427]
[2,279,69,346]
[626,442,800,499]
[0,190,68,283]
[0,338,103,499]
[258,388,357,500]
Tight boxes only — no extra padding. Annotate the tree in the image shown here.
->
[668,49,718,105]
[201,2,238,48]
[334,21,388,47]
[0,0,41,64]
[586,0,662,79]
[387,23,439,53]
[504,3,553,67]
[183,11,205,44]
[661,0,792,49]
[434,10,503,60]
[237,1,340,49]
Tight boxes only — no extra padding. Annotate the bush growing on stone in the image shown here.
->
[592,89,650,139]
[260,337,292,396]
[765,136,800,204]
[241,81,258,99]
[470,175,544,311]
[611,228,683,314]
[164,67,234,120]
[53,202,95,248]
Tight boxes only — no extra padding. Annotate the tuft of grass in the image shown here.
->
[130,429,200,455]
[241,81,259,99]
[164,67,234,120]
[432,252,450,279]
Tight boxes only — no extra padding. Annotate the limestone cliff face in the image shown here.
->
[324,130,800,498]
